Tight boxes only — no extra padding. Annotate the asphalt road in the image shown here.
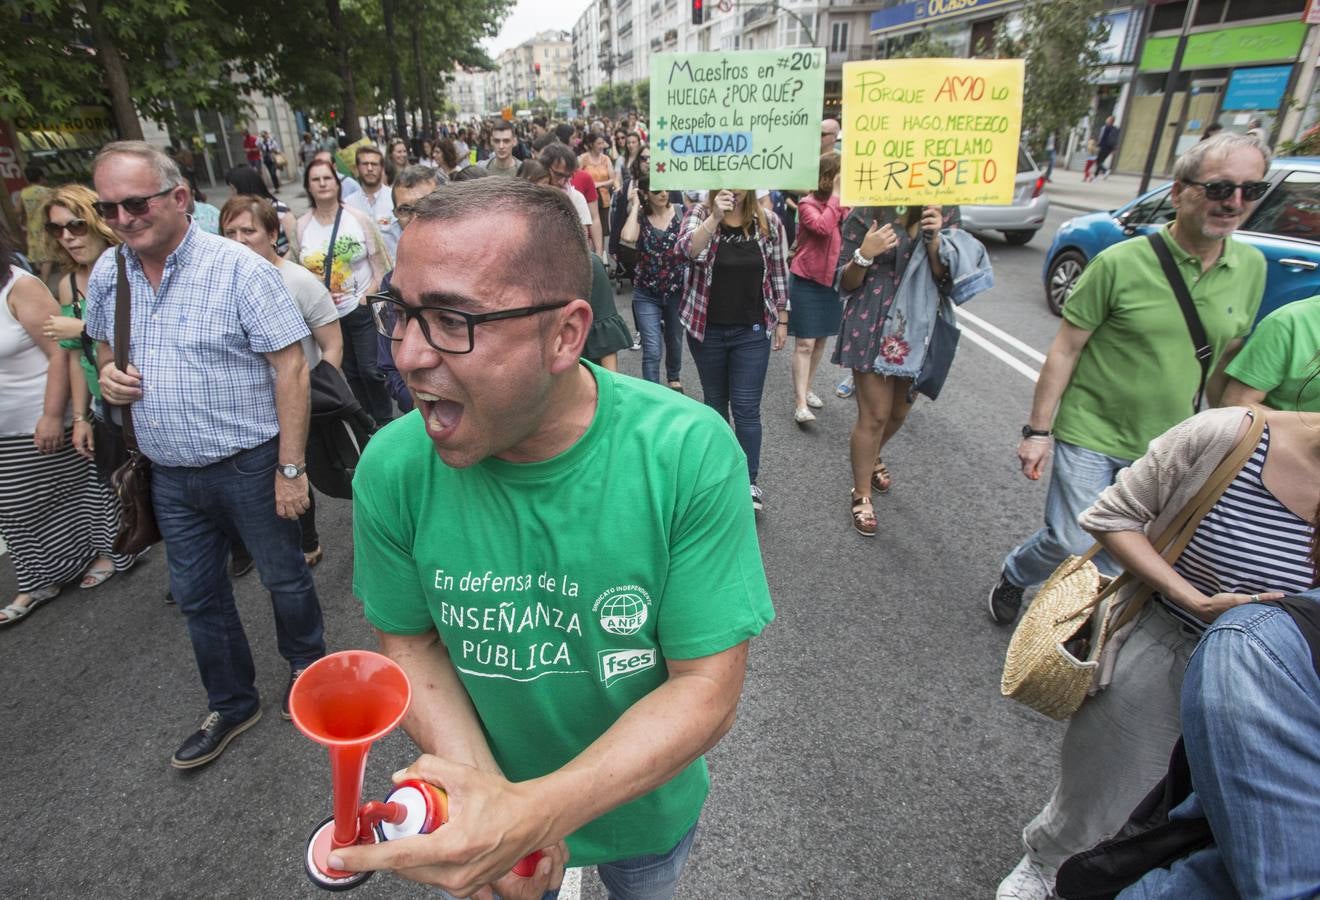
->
[1,206,1085,900]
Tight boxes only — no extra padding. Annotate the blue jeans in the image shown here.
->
[633,290,683,384]
[450,822,698,900]
[686,324,771,484]
[1002,439,1132,588]
[151,438,325,722]
[1119,599,1320,899]
[341,304,394,426]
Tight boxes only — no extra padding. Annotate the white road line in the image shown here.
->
[955,307,1048,364]
[560,866,583,899]
[958,323,1041,382]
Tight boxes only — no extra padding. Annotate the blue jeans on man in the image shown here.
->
[1119,598,1320,898]
[686,324,771,484]
[633,290,683,384]
[152,437,325,723]
[340,304,395,426]
[1002,439,1132,588]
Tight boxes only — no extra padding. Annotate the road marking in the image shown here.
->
[955,308,1047,364]
[561,866,583,898]
[956,318,1042,382]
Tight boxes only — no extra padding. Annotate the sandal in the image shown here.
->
[0,585,61,627]
[871,458,893,494]
[304,546,324,568]
[80,561,116,590]
[851,492,877,537]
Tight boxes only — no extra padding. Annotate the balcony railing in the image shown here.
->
[827,44,878,66]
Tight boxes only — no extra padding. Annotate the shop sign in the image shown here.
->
[1222,65,1293,111]
[1140,21,1307,72]
[870,0,1016,36]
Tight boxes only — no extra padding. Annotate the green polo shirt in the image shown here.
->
[1054,225,1264,460]
[1224,294,1320,411]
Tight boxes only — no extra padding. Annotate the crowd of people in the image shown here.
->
[1,113,1317,899]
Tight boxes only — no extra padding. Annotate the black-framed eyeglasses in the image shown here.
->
[394,203,419,221]
[548,167,571,185]
[92,187,174,220]
[368,291,572,354]
[1181,179,1271,202]
[44,218,89,237]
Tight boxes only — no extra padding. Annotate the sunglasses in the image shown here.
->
[92,187,174,220]
[640,155,651,161]
[44,218,90,238]
[1182,179,1271,202]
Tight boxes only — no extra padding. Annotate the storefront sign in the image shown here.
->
[1223,65,1293,111]
[649,49,826,190]
[840,57,1024,206]
[870,0,1016,37]
[1140,21,1307,71]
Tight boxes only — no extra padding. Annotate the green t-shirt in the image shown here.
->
[1224,294,1320,412]
[1054,226,1264,459]
[352,362,774,867]
[59,301,101,401]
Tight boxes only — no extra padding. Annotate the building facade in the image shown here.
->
[492,30,573,110]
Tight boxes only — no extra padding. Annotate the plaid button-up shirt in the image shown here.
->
[676,203,789,342]
[85,222,309,468]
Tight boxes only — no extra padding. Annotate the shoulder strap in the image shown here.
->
[322,206,343,291]
[114,249,140,453]
[1147,233,1212,414]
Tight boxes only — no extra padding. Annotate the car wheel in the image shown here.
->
[1046,249,1086,316]
[1002,230,1035,246]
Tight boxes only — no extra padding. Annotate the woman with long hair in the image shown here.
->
[787,152,845,425]
[621,175,685,389]
[579,132,614,224]
[0,227,136,624]
[386,139,410,183]
[678,188,789,513]
[997,402,1320,900]
[223,165,300,260]
[296,159,392,427]
[835,202,961,535]
[222,195,341,568]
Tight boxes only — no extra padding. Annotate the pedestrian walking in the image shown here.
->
[620,175,686,389]
[258,130,282,189]
[787,153,844,425]
[1095,116,1120,177]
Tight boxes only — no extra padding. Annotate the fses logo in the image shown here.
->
[598,648,657,687]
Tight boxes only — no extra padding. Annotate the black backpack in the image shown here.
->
[305,360,375,500]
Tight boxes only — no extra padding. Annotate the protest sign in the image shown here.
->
[841,58,1024,206]
[649,49,826,191]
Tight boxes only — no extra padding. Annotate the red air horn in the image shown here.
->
[289,650,542,891]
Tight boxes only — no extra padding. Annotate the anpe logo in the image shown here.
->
[592,585,653,636]
[598,648,657,687]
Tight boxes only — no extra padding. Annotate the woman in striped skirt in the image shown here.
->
[0,232,135,626]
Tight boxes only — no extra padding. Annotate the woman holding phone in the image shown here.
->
[835,203,961,535]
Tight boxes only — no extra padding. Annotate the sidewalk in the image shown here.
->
[1045,168,1156,214]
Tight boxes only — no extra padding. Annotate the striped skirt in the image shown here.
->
[0,429,137,593]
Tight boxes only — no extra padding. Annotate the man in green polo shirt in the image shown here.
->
[1222,294,1320,411]
[333,178,774,900]
[986,132,1268,637]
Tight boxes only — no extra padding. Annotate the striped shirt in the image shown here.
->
[84,222,309,468]
[1160,426,1316,631]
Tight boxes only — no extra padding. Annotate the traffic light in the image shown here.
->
[329,110,336,119]
[691,0,702,26]
[535,63,541,75]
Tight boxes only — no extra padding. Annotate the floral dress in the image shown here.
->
[832,205,960,373]
[634,213,685,302]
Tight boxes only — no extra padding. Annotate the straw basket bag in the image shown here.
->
[1001,409,1266,720]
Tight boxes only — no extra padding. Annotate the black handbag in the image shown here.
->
[108,249,161,555]
[911,297,961,401]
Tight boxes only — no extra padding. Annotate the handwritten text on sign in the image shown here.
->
[649,50,826,191]
[841,58,1025,206]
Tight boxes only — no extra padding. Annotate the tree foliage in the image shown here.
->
[994,0,1105,157]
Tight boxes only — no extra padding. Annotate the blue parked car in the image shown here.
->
[1042,157,1320,319]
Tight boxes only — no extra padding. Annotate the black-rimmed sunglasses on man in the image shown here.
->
[92,187,175,220]
[1180,179,1271,202]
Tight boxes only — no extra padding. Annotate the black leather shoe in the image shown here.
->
[170,708,262,770]
[282,667,308,721]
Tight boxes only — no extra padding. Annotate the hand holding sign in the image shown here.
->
[712,189,736,221]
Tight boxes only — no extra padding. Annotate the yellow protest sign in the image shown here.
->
[841,58,1024,207]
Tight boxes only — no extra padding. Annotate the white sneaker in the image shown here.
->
[794,407,816,424]
[805,391,823,409]
[750,484,764,512]
[996,855,1054,900]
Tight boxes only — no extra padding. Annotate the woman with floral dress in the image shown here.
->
[834,204,961,534]
[620,175,685,389]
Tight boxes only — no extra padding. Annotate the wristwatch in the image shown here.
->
[1021,425,1052,439]
[278,462,307,479]
[852,248,874,268]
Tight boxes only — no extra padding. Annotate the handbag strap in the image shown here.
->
[1055,408,1268,625]
[1147,233,1212,414]
[322,206,343,292]
[113,249,140,454]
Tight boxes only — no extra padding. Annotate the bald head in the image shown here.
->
[821,118,841,154]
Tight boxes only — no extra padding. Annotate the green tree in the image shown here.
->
[632,78,649,119]
[994,0,1105,157]
[885,28,955,60]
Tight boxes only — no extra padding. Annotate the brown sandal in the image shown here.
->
[851,492,877,537]
[871,458,892,494]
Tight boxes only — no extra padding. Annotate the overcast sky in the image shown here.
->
[485,0,593,56]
